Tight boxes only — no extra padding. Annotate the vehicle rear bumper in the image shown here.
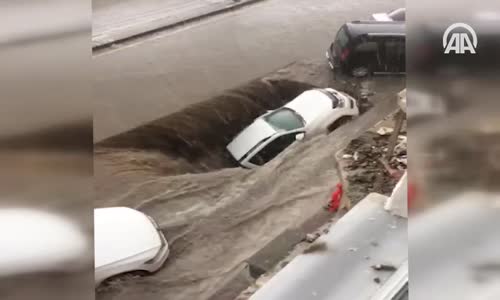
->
[141,230,170,273]
[325,47,340,72]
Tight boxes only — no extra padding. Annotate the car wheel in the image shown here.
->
[327,116,353,133]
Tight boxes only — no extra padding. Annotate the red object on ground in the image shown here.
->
[329,183,343,212]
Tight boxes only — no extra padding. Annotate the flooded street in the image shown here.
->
[95,60,403,299]
[94,0,402,142]
[94,0,404,299]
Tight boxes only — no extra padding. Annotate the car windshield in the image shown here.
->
[318,89,340,108]
[264,108,304,131]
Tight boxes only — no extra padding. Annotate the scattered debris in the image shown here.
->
[373,277,381,284]
[353,151,359,161]
[376,127,394,136]
[339,131,407,203]
[322,228,330,234]
[305,233,320,243]
[371,264,397,272]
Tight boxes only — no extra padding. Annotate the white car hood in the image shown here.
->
[227,118,277,161]
[94,207,161,269]
[284,90,332,125]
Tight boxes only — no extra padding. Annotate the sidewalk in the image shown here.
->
[93,0,265,49]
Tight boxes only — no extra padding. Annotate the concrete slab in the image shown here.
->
[245,209,333,277]
[250,193,408,300]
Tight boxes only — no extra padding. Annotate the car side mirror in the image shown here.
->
[295,133,305,141]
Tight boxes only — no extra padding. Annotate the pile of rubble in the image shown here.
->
[340,130,407,203]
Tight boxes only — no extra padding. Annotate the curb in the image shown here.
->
[245,209,333,276]
[207,263,254,300]
[208,209,334,300]
[93,0,268,52]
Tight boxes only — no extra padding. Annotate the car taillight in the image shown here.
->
[340,48,350,61]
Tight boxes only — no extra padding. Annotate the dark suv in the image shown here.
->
[326,21,405,77]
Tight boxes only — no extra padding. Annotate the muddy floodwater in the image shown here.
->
[95,60,404,300]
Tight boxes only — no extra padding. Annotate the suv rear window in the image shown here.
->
[335,27,350,49]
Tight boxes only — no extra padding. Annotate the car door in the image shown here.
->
[244,131,302,167]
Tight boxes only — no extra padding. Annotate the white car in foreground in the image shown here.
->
[94,207,169,286]
[372,8,405,22]
[227,88,359,168]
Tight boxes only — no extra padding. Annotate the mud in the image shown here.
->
[303,242,328,254]
[95,79,316,175]
[95,60,404,300]
[340,130,407,204]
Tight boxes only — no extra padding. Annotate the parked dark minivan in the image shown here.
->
[326,21,405,77]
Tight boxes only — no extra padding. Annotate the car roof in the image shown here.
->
[0,208,89,275]
[344,21,406,38]
[94,207,161,269]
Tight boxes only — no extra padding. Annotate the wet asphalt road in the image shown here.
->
[94,0,403,142]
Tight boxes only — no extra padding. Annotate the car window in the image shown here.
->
[264,108,304,131]
[335,27,349,49]
[355,41,378,52]
[249,133,297,166]
[384,38,405,71]
[351,39,381,70]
